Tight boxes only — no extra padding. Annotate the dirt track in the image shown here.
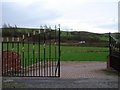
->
[61,61,118,78]
[2,61,119,88]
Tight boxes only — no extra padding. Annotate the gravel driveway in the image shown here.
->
[2,61,119,88]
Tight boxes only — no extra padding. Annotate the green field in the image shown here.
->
[61,46,109,61]
[3,43,109,67]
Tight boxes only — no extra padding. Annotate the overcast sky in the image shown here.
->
[1,0,119,33]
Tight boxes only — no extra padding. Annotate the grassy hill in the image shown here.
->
[60,31,108,41]
[2,27,109,47]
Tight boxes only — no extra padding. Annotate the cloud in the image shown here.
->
[95,18,118,32]
[1,0,118,33]
[2,1,61,27]
[96,22,118,30]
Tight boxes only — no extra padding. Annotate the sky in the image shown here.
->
[1,0,119,33]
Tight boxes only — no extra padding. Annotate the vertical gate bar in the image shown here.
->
[25,58,26,76]
[30,58,32,76]
[52,58,53,76]
[5,42,8,76]
[36,58,37,76]
[38,29,40,76]
[33,30,35,76]
[7,38,9,76]
[24,35,26,77]
[109,32,111,67]
[28,32,30,76]
[32,30,33,76]
[2,38,3,76]
[46,33,48,77]
[25,55,26,76]
[13,27,16,76]
[3,41,4,76]
[4,42,5,76]
[5,41,8,76]
[14,27,16,76]
[11,34,13,76]
[12,28,15,76]
[58,24,60,77]
[41,58,43,76]
[50,30,53,76]
[4,41,5,76]
[14,26,16,76]
[12,36,14,76]
[54,25,57,76]
[34,31,36,76]
[4,41,6,76]
[14,38,16,76]
[3,42,6,76]
[20,37,21,77]
[49,27,51,76]
[43,28,46,76]
[35,36,37,76]
[46,30,48,76]
[35,33,37,76]
[50,30,54,76]
[11,37,13,76]
[17,37,19,76]
[22,34,25,76]
[7,37,9,76]
[46,56,48,76]
[41,28,43,76]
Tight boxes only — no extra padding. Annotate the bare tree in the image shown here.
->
[2,23,8,28]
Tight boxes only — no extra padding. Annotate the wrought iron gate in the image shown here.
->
[2,25,60,77]
[109,33,120,72]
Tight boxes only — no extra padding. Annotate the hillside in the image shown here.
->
[60,31,108,42]
[2,27,109,47]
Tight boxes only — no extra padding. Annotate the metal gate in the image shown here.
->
[109,33,120,72]
[2,25,60,77]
